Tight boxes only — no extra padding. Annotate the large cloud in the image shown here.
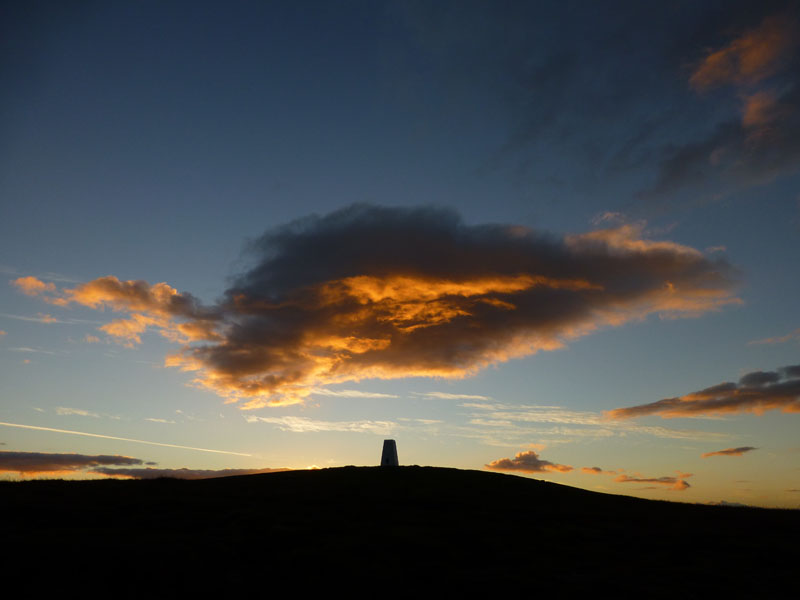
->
[485,450,573,474]
[0,450,143,476]
[16,205,738,408]
[607,364,800,419]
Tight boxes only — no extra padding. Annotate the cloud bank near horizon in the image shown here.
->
[0,450,143,476]
[13,205,739,408]
[608,364,800,419]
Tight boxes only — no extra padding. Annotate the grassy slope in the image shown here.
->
[3,466,797,596]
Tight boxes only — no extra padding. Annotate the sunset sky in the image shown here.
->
[1,1,798,507]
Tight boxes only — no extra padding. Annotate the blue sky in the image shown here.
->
[1,1,799,506]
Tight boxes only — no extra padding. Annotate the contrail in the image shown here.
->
[0,421,252,457]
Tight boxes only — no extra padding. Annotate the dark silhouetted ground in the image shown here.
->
[2,466,796,597]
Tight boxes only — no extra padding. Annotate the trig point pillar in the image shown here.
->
[380,439,399,467]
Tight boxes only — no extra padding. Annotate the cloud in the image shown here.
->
[0,330,5,336]
[309,388,399,399]
[413,392,493,401]
[55,407,101,418]
[702,446,758,458]
[581,466,618,475]
[0,450,142,476]
[614,473,691,491]
[485,450,573,474]
[12,276,56,296]
[17,206,739,408]
[607,364,800,419]
[244,414,396,435]
[644,11,800,200]
[91,467,287,479]
[748,328,800,345]
[689,14,797,91]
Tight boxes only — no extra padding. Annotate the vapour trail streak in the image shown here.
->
[0,421,252,457]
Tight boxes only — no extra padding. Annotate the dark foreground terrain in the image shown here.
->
[2,466,797,597]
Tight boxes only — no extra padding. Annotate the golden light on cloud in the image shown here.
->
[689,14,797,92]
[607,365,800,419]
[13,206,740,409]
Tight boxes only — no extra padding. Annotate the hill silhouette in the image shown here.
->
[3,466,796,596]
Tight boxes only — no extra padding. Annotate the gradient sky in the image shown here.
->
[2,1,799,507]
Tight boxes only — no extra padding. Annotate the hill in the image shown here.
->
[3,466,796,596]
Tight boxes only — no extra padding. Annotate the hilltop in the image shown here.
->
[3,466,796,596]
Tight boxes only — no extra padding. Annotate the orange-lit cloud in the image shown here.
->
[16,206,739,408]
[581,466,617,475]
[485,450,573,474]
[91,466,288,479]
[607,364,800,419]
[0,450,143,476]
[614,473,691,491]
[702,446,757,458]
[12,276,56,296]
[748,328,800,345]
[689,14,797,92]
[0,330,6,336]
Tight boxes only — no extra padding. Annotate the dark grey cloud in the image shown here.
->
[0,450,142,474]
[91,467,287,480]
[702,446,758,458]
[608,364,800,419]
[20,205,739,408]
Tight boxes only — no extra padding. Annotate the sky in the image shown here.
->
[1,0,799,507]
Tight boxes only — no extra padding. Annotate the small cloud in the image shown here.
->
[84,334,101,343]
[614,472,691,491]
[581,466,617,475]
[485,449,573,474]
[55,407,101,418]
[145,418,176,424]
[36,314,58,324]
[11,276,56,296]
[0,330,6,336]
[22,359,31,364]
[748,328,800,345]
[702,446,758,458]
[705,246,726,254]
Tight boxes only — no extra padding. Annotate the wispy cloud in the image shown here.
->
[748,328,800,345]
[309,388,400,399]
[607,364,800,419]
[485,449,572,474]
[702,446,758,458]
[55,407,101,418]
[244,415,395,435]
[413,392,493,401]
[462,402,730,443]
[15,206,739,409]
[644,11,800,201]
[0,421,251,456]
